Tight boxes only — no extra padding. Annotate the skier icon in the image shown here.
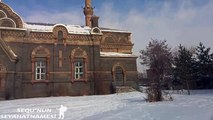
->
[58,105,68,119]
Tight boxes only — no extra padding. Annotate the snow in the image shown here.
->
[100,52,137,58]
[24,23,53,32]
[24,23,131,35]
[8,47,17,57]
[24,23,91,35]
[101,29,130,33]
[0,90,213,120]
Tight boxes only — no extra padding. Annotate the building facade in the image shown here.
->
[0,0,137,99]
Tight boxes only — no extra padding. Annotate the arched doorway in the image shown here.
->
[115,66,124,86]
[112,64,126,87]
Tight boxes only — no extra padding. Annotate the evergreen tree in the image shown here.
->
[211,53,213,88]
[195,43,212,88]
[173,45,194,95]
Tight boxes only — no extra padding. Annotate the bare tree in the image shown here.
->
[140,39,173,102]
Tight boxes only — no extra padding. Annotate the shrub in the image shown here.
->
[145,86,162,102]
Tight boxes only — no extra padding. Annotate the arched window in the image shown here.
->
[91,27,102,34]
[58,31,63,44]
[70,48,88,81]
[93,28,100,33]
[104,36,115,43]
[31,46,50,82]
[0,18,16,28]
[53,25,68,45]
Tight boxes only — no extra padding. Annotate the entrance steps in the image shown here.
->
[115,86,136,93]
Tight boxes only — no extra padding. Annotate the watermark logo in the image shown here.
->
[58,105,68,119]
[0,105,68,119]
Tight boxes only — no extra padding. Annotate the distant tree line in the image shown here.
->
[173,42,213,91]
[139,39,213,101]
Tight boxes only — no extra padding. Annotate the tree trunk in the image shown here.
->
[210,79,213,89]
[186,80,190,95]
[210,74,213,89]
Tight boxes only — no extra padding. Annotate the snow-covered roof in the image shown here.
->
[100,52,137,58]
[101,28,131,33]
[24,23,91,35]
[23,22,130,34]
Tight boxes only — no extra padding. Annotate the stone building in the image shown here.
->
[0,0,137,99]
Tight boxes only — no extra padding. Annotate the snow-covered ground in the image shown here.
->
[0,90,213,120]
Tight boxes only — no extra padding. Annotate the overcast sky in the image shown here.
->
[3,0,213,71]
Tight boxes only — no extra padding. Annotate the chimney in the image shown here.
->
[83,0,93,27]
[91,15,99,28]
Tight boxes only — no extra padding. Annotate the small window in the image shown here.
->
[35,60,46,80]
[74,60,84,80]
[92,28,101,34]
[58,31,63,43]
